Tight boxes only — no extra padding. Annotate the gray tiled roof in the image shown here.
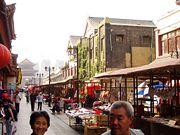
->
[87,17,156,28]
[69,36,82,46]
[109,18,155,27]
[88,17,104,28]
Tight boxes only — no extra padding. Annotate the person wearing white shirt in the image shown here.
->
[15,91,21,113]
[102,101,144,135]
[37,93,43,111]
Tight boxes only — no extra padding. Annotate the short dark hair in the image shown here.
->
[110,101,134,118]
[30,111,50,128]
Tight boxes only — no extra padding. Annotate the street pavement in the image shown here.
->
[15,93,80,135]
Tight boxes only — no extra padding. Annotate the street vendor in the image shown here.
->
[102,101,144,135]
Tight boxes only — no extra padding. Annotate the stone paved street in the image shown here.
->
[15,93,80,135]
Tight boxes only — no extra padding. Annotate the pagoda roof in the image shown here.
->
[18,59,36,66]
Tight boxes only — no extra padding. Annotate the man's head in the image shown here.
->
[109,101,134,135]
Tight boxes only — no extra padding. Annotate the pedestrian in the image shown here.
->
[102,101,144,135]
[29,111,50,135]
[30,91,37,111]
[37,92,43,111]
[0,100,5,119]
[26,91,30,103]
[15,91,21,113]
[3,98,16,135]
[50,98,61,114]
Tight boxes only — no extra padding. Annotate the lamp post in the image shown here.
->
[68,45,79,104]
[31,77,35,85]
[45,66,54,107]
[36,73,43,86]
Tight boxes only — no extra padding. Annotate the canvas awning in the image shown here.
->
[94,67,138,78]
[94,56,180,78]
[130,56,180,75]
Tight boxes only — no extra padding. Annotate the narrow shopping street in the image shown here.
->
[16,93,80,135]
[0,1,180,135]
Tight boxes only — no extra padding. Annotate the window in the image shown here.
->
[101,38,105,51]
[168,32,176,53]
[71,68,73,76]
[74,67,76,75]
[95,47,98,57]
[168,38,175,52]
[161,41,165,55]
[68,69,70,76]
[162,34,167,40]
[177,36,180,51]
[176,30,180,51]
[63,71,64,78]
[160,31,179,56]
[143,35,151,44]
[164,40,169,54]
[116,34,124,44]
[89,49,92,59]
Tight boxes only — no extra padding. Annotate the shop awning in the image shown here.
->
[130,55,180,74]
[94,55,180,78]
[94,67,140,78]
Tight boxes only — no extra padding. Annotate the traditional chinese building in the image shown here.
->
[0,0,18,90]
[18,59,38,87]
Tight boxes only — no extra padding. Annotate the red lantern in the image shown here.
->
[0,44,11,69]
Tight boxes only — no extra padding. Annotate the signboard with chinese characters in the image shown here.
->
[7,77,16,90]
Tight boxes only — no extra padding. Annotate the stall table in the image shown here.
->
[134,117,180,135]
[84,125,107,135]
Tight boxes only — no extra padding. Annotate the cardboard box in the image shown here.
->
[96,115,109,126]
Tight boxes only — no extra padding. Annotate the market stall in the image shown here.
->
[65,107,109,134]
[134,117,180,135]
[94,56,180,134]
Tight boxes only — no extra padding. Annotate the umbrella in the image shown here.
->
[151,82,168,90]
[137,81,168,96]
[137,82,149,97]
[137,87,149,97]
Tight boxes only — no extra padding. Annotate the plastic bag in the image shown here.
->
[11,122,17,135]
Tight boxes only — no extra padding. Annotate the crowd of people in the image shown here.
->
[0,89,21,135]
[0,88,147,135]
[0,89,53,135]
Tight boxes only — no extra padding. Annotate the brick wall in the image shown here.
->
[105,25,156,69]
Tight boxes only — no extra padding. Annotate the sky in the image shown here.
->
[5,0,178,64]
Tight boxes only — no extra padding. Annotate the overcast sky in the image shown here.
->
[5,0,178,64]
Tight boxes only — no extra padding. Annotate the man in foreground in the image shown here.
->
[102,101,144,135]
